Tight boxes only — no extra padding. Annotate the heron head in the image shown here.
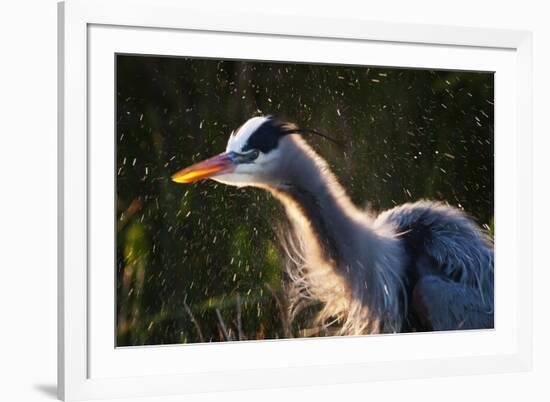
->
[172,116,294,187]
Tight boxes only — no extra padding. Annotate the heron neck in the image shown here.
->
[270,142,366,262]
[264,138,406,334]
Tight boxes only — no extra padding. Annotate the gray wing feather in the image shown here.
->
[412,275,494,330]
[376,200,494,330]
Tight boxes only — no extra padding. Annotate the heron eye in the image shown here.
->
[236,149,260,163]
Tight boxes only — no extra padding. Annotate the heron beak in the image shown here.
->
[171,152,237,184]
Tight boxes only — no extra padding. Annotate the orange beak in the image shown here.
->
[171,152,237,184]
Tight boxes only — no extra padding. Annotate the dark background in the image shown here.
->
[116,55,494,346]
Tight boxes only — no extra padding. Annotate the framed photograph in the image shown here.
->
[58,0,533,400]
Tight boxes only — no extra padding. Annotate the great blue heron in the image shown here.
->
[172,116,494,335]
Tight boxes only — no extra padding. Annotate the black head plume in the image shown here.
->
[241,116,342,154]
[281,126,342,147]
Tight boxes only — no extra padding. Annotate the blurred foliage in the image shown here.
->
[116,55,494,346]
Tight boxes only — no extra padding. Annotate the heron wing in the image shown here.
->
[376,200,494,331]
[411,274,494,331]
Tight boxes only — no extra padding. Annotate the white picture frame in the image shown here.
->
[58,0,533,400]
